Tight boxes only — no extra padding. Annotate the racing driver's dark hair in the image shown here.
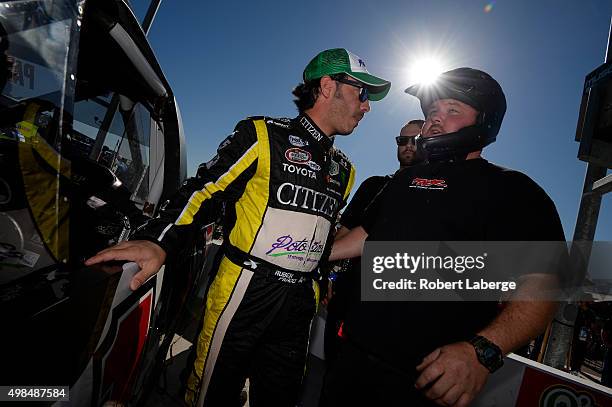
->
[292,78,321,112]
[292,74,347,113]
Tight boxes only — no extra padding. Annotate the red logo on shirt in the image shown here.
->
[410,177,448,190]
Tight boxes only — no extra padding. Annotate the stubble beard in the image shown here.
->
[330,86,354,136]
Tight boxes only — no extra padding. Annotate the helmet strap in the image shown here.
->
[416,125,492,163]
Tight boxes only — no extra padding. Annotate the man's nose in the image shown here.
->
[361,99,370,112]
[428,111,442,123]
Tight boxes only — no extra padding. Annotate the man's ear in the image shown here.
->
[319,76,336,99]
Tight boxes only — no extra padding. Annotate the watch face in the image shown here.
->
[471,336,503,372]
[484,347,497,360]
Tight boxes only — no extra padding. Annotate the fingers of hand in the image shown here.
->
[424,369,457,400]
[425,379,464,406]
[85,246,134,265]
[416,347,441,371]
[454,393,473,407]
[416,344,489,405]
[415,362,443,389]
[424,368,478,406]
[429,365,487,406]
[85,241,163,266]
[83,241,165,291]
[130,270,148,291]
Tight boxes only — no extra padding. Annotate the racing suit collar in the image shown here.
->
[295,114,334,150]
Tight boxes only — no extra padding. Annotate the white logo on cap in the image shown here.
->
[347,51,369,74]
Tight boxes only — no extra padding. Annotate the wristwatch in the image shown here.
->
[469,335,504,373]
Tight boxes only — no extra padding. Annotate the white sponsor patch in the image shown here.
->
[205,154,220,169]
[267,119,291,129]
[250,208,331,272]
[307,161,321,171]
[289,135,308,147]
[282,163,316,179]
[329,159,340,176]
[285,148,311,164]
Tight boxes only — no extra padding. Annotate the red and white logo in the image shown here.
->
[410,177,448,190]
[285,148,312,164]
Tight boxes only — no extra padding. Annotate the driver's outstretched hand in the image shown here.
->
[85,240,167,290]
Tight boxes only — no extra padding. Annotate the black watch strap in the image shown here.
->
[469,335,504,373]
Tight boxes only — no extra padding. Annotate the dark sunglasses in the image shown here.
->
[395,135,417,146]
[332,76,369,102]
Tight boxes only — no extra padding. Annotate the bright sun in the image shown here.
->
[409,57,444,85]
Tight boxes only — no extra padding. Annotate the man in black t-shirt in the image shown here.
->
[340,118,425,231]
[319,68,564,407]
[324,119,425,362]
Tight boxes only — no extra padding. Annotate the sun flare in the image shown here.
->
[409,57,444,86]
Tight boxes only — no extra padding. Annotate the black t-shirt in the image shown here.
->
[329,176,391,321]
[344,158,566,371]
[340,175,391,229]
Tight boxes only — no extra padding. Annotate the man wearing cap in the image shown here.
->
[324,118,424,362]
[85,48,390,407]
[320,68,564,406]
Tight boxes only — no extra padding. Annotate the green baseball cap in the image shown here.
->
[303,48,391,101]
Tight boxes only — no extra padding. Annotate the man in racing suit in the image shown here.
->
[86,48,390,407]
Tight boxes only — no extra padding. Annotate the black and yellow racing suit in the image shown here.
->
[135,114,355,407]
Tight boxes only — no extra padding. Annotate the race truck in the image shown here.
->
[0,0,210,405]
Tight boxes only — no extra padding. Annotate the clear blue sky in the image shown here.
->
[130,0,612,241]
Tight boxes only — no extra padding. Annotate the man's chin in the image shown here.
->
[337,125,356,136]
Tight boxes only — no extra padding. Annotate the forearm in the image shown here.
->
[478,274,560,354]
[329,226,368,261]
[132,180,205,258]
[334,225,351,240]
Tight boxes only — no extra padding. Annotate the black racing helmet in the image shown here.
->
[405,67,507,162]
